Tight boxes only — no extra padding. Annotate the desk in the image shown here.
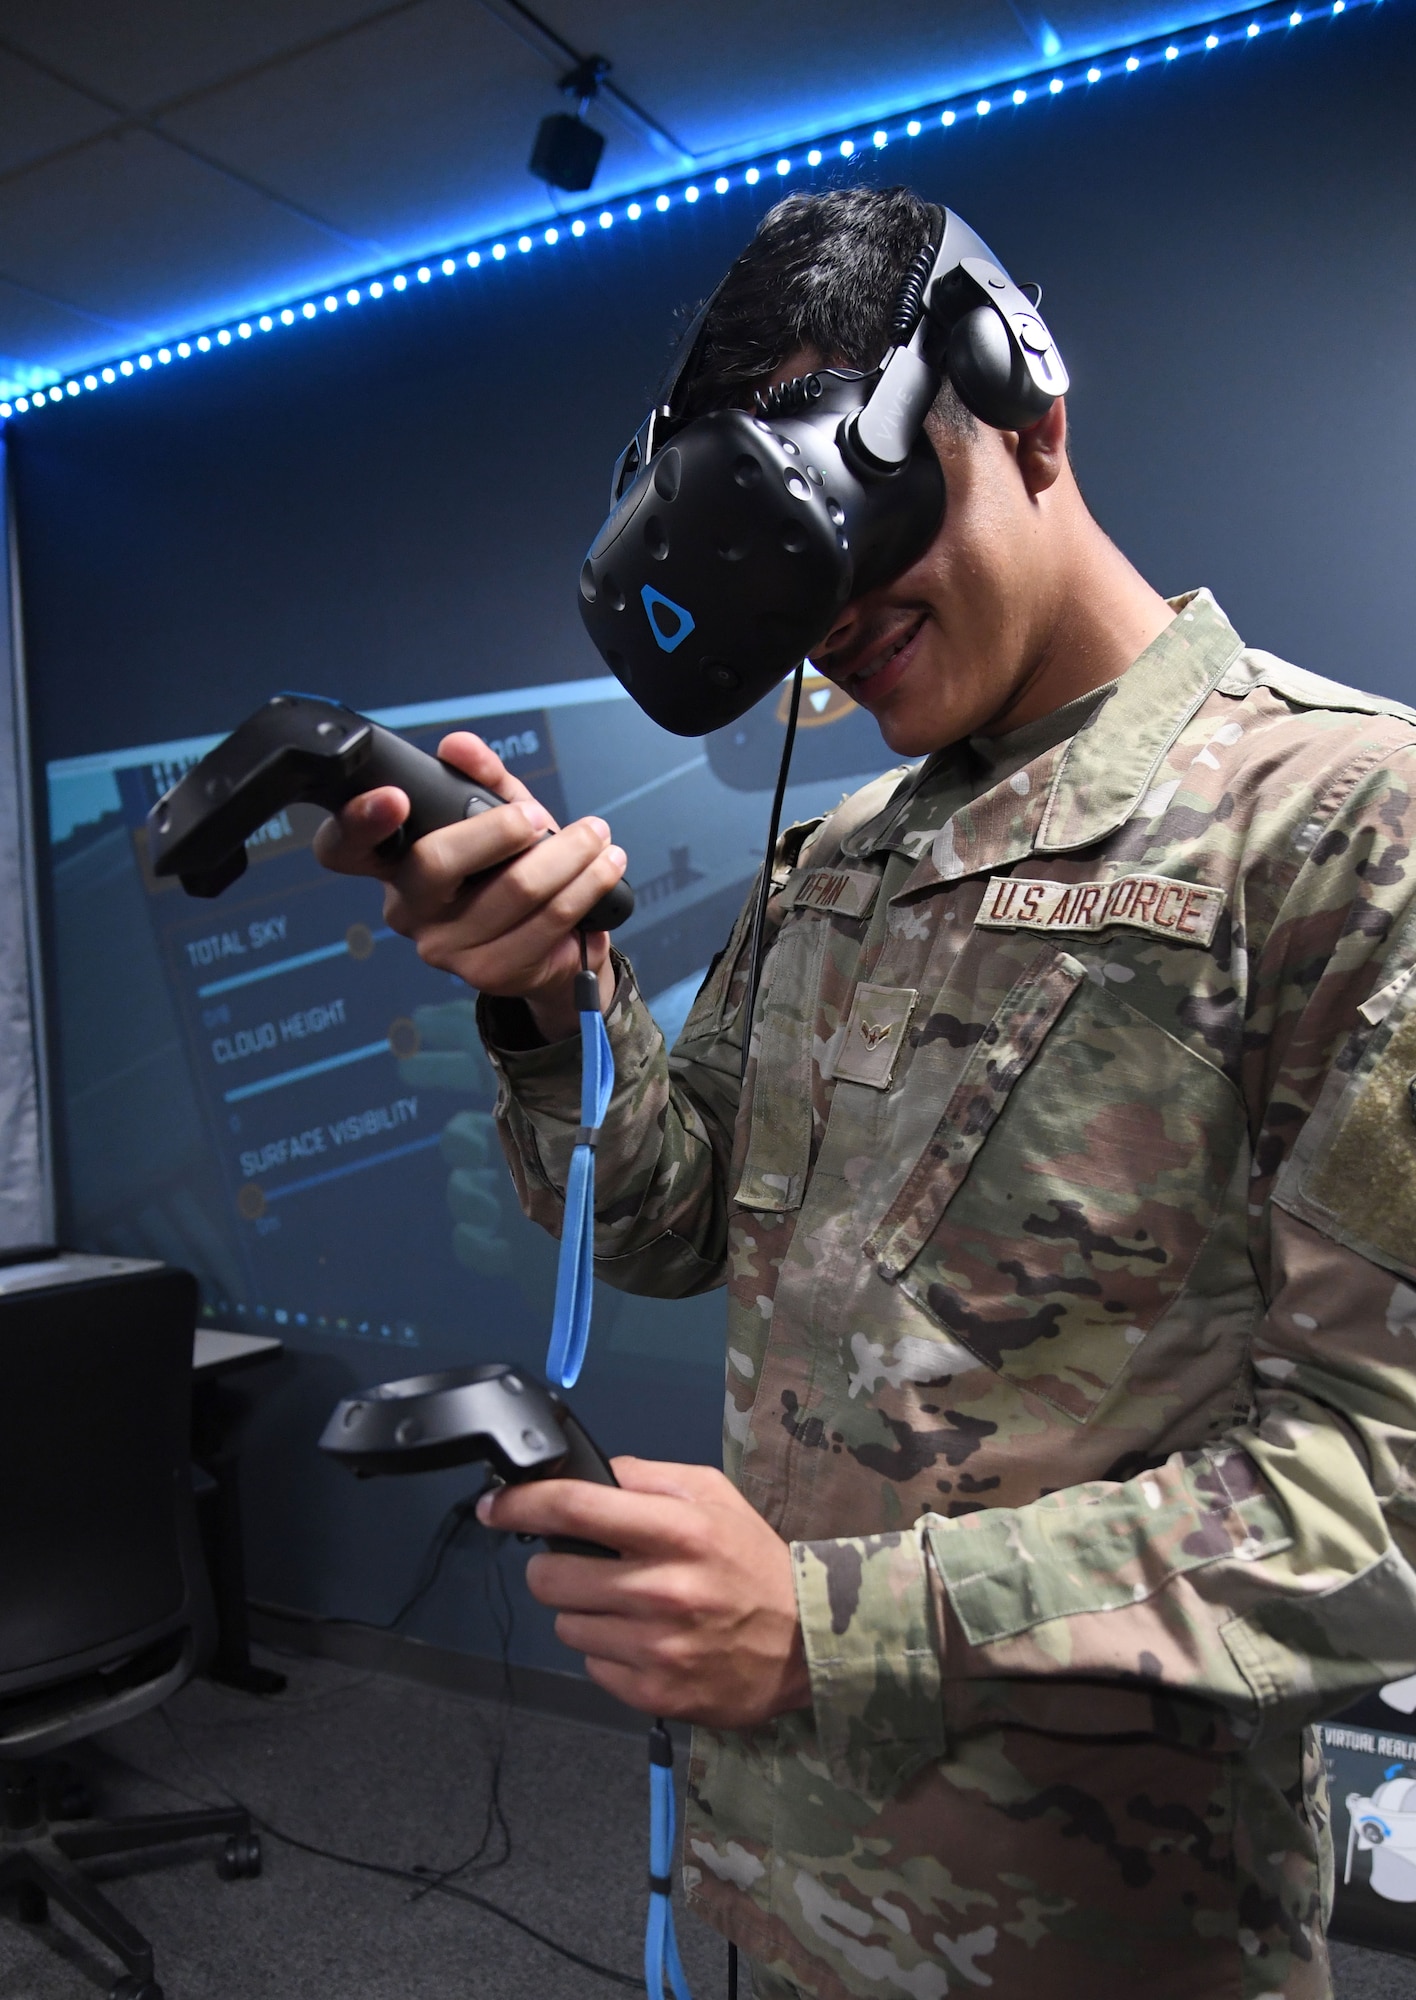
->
[191,1327,285,1696]
[194,1327,283,1377]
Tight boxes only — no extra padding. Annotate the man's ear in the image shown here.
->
[1016,395,1068,496]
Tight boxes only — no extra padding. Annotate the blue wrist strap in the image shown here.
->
[535,972,692,1996]
[545,971,614,1388]
[647,1725,692,2000]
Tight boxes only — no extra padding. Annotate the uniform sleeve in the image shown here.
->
[792,742,1416,1801]
[478,893,759,1300]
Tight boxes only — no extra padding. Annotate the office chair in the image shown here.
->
[0,1253,259,2000]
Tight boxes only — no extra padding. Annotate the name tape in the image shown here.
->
[784,868,878,918]
[977,872,1223,945]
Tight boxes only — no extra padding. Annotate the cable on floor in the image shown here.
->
[155,1705,641,1992]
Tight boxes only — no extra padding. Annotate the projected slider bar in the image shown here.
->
[259,1132,442,1203]
[222,1038,396,1104]
[198,924,394,998]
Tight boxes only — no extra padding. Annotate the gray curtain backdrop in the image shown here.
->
[0,440,50,1249]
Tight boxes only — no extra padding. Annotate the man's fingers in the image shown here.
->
[478,1474,690,1556]
[608,1456,727,1502]
[410,830,626,979]
[310,728,554,891]
[306,722,621,1008]
[383,799,553,923]
[553,1610,665,1668]
[435,731,543,815]
[524,1551,636,1614]
[307,727,626,1021]
[311,786,410,876]
[387,809,595,928]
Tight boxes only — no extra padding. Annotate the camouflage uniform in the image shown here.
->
[481,591,1416,1998]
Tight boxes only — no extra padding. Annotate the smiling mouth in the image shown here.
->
[840,616,925,696]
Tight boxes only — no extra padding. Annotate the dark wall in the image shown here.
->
[10,0,1416,1673]
[13,0,1416,769]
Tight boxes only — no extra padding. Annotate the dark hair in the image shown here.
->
[680,185,975,436]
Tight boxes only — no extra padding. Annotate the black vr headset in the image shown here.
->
[578,203,1068,737]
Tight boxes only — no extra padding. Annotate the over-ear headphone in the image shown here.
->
[578,203,1068,736]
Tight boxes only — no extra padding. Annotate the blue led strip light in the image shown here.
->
[0,0,1385,420]
[544,968,614,1388]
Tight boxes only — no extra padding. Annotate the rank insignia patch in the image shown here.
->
[834,983,919,1088]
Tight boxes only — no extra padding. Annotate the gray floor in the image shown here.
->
[0,1649,723,2000]
[0,1650,1409,2000]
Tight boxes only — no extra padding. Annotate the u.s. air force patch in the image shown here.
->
[976,871,1224,945]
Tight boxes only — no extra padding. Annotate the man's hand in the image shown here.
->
[312,730,623,1040]
[476,1457,813,1729]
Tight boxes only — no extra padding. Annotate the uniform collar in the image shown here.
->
[841,589,1245,889]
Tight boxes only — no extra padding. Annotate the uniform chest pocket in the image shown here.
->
[866,946,1247,1422]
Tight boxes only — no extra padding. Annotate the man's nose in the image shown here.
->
[812,596,870,673]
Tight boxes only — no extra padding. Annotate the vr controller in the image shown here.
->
[144,692,634,932]
[324,1364,694,1996]
[320,1361,620,1558]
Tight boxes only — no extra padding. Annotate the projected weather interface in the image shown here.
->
[45,672,891,1385]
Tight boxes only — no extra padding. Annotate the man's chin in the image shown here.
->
[871,705,958,760]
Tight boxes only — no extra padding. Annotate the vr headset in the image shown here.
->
[578,203,1068,737]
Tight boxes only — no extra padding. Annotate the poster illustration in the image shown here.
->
[1324,1676,1416,1954]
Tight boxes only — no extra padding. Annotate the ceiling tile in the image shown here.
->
[1015,0,1232,57]
[0,0,1366,390]
[0,43,115,176]
[548,0,1032,159]
[157,0,664,251]
[547,0,1296,160]
[0,274,132,392]
[0,0,403,112]
[0,127,358,332]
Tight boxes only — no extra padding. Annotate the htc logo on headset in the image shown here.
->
[578,204,1067,736]
[640,585,696,654]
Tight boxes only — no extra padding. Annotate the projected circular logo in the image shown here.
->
[777,670,857,729]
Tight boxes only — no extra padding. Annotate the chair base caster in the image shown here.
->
[216,1830,261,1880]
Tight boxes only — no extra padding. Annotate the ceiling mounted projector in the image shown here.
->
[529,111,604,192]
[530,53,609,193]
